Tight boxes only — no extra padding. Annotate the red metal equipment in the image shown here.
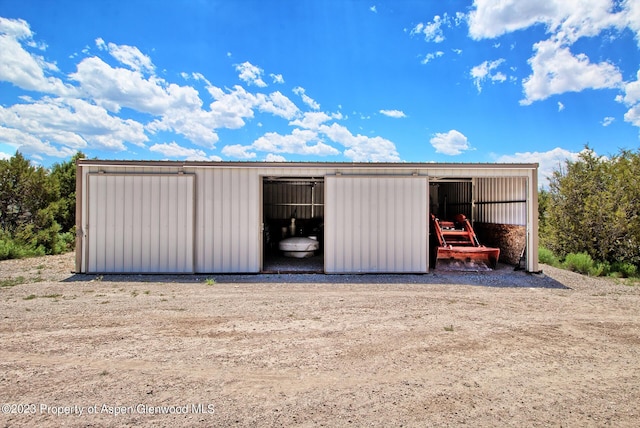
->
[430,213,500,270]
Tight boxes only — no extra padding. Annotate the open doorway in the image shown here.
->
[429,177,528,270]
[262,177,324,272]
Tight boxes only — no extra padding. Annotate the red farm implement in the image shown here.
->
[430,213,500,270]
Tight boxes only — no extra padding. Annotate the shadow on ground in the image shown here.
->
[62,264,569,289]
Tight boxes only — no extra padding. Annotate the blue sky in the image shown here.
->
[1,0,639,185]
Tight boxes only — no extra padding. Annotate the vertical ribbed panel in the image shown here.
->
[263,181,324,219]
[325,176,427,273]
[476,177,526,225]
[433,181,472,219]
[196,168,260,272]
[87,174,194,273]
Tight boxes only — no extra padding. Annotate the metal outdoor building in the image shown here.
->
[75,161,539,274]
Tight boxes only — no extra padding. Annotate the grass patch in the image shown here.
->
[23,294,37,300]
[204,278,216,286]
[0,276,26,288]
[444,324,454,332]
[42,293,62,299]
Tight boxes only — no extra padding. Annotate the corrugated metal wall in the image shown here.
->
[430,181,472,220]
[263,181,324,219]
[195,168,261,273]
[86,174,194,273]
[475,177,527,225]
[78,162,538,273]
[325,176,427,273]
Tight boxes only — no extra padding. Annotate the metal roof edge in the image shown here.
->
[77,159,539,170]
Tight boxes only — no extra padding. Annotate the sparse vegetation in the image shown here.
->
[205,278,216,286]
[1,276,26,288]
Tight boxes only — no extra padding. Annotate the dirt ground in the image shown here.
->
[1,253,639,427]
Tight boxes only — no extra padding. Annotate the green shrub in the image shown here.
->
[538,246,560,266]
[610,261,638,278]
[589,261,610,277]
[0,236,45,260]
[562,252,595,275]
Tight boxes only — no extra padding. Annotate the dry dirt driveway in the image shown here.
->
[1,253,639,427]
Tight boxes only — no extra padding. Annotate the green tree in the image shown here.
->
[50,152,85,232]
[545,147,640,267]
[0,152,59,234]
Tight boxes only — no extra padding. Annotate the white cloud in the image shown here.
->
[319,123,400,161]
[557,101,565,111]
[411,15,446,43]
[235,61,267,87]
[0,17,73,96]
[602,116,615,126]
[289,111,332,129]
[293,86,320,110]
[96,38,155,73]
[221,144,257,159]
[421,51,444,64]
[370,5,377,13]
[253,129,339,156]
[149,141,220,161]
[270,73,284,84]
[70,56,202,114]
[617,69,640,127]
[0,97,148,154]
[0,125,77,158]
[467,0,625,42]
[430,130,471,155]
[495,147,582,187]
[470,59,507,92]
[265,153,287,162]
[521,39,623,105]
[379,109,406,118]
[0,151,11,160]
[256,91,300,120]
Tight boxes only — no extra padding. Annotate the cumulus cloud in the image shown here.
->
[235,61,267,87]
[265,153,287,162]
[430,130,471,155]
[467,0,625,42]
[558,101,565,111]
[495,147,582,187]
[602,116,615,126]
[379,109,406,118]
[0,17,73,96]
[293,86,320,110]
[96,38,155,73]
[521,39,623,105]
[319,122,400,161]
[617,69,640,127]
[0,97,148,152]
[470,59,507,92]
[253,129,339,156]
[221,144,257,159]
[289,111,332,129]
[149,141,221,161]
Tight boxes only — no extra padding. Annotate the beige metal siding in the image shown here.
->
[325,176,428,273]
[86,174,194,273]
[475,177,527,225]
[195,168,261,272]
